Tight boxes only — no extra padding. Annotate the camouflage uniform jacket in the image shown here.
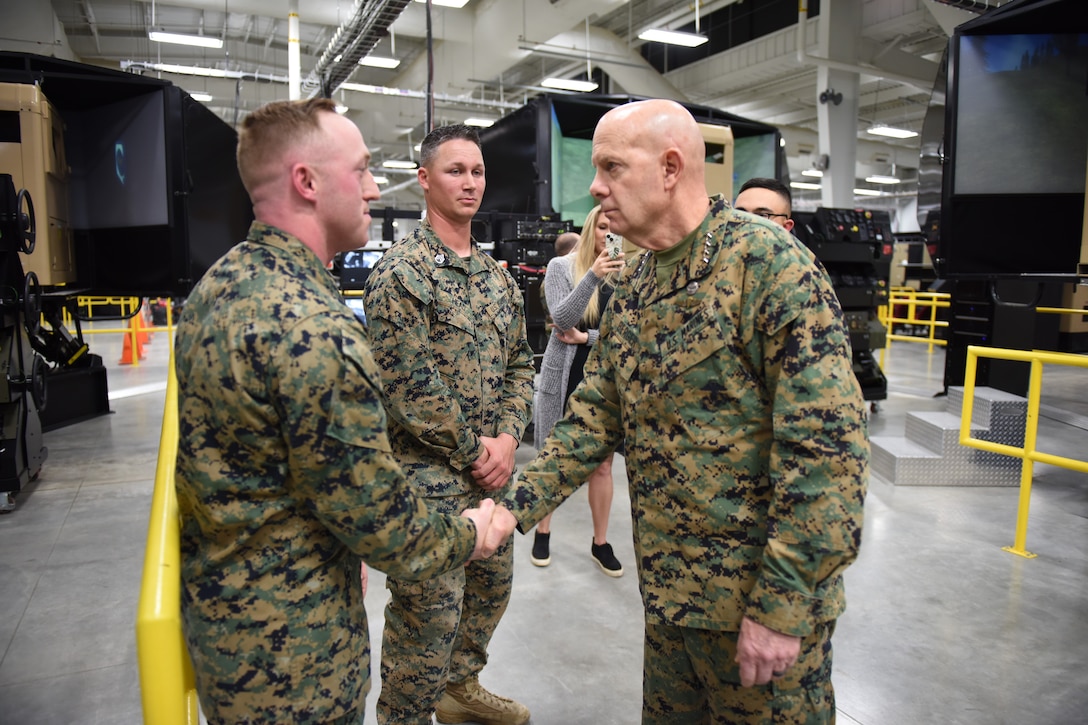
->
[175,222,477,724]
[363,220,535,496]
[502,196,869,637]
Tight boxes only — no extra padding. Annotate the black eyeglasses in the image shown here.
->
[735,207,789,221]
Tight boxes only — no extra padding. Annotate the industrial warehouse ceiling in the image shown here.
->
[28,0,1005,216]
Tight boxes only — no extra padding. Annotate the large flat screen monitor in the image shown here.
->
[937,0,1088,279]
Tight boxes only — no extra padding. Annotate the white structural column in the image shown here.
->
[813,0,862,208]
[288,0,301,100]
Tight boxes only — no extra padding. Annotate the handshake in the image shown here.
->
[461,499,520,560]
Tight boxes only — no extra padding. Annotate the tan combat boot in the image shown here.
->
[435,678,531,725]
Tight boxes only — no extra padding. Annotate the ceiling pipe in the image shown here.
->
[120,59,519,113]
[340,81,519,112]
[79,0,102,54]
[288,0,300,100]
[121,59,287,83]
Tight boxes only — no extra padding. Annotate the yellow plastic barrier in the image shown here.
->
[135,356,200,724]
[960,345,1088,559]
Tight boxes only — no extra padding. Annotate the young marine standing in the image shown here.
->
[363,124,535,725]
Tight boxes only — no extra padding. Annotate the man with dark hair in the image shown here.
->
[363,124,535,725]
[735,176,795,232]
[175,99,500,725]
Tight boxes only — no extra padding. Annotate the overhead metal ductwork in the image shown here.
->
[928,0,1002,12]
[301,0,410,98]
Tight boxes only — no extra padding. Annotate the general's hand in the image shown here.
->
[735,616,801,687]
[483,505,519,555]
[470,433,518,491]
[461,498,496,561]
[591,247,624,278]
[360,562,369,598]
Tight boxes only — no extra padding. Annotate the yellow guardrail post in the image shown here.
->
[960,344,1088,559]
[1002,356,1044,559]
[135,354,200,725]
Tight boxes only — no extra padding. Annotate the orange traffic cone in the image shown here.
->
[120,318,145,364]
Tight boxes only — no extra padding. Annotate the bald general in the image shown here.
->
[589,99,709,251]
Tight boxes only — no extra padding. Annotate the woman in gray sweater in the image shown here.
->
[530,205,626,576]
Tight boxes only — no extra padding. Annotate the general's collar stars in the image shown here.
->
[435,252,448,267]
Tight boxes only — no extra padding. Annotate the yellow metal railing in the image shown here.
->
[54,297,178,367]
[878,287,950,366]
[960,345,1088,559]
[135,354,200,725]
[1036,304,1088,320]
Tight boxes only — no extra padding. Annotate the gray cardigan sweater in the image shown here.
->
[533,253,605,449]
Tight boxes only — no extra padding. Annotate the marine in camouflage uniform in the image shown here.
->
[501,195,869,724]
[363,218,535,723]
[175,221,480,724]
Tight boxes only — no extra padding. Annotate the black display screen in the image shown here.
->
[66,89,169,229]
[939,24,1088,279]
[954,34,1088,196]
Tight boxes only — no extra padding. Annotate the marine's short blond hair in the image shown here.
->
[236,97,338,195]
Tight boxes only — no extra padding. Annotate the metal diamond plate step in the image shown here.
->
[871,386,1025,487]
[905,411,985,456]
[947,386,1028,430]
[870,435,941,482]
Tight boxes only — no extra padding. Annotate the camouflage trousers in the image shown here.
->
[642,620,836,724]
[377,491,514,725]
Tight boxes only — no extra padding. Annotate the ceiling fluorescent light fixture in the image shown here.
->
[866,123,917,139]
[190,92,213,102]
[865,174,901,184]
[637,28,708,47]
[801,169,823,178]
[464,117,494,127]
[373,175,389,185]
[413,0,470,7]
[853,188,883,197]
[359,56,401,69]
[790,181,822,190]
[382,159,418,169]
[149,30,223,49]
[541,77,598,92]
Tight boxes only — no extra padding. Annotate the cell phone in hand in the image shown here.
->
[606,233,621,259]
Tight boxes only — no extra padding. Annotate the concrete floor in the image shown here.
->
[1,328,1086,724]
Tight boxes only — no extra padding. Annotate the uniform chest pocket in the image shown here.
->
[655,305,729,385]
[481,296,514,339]
[433,302,475,335]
